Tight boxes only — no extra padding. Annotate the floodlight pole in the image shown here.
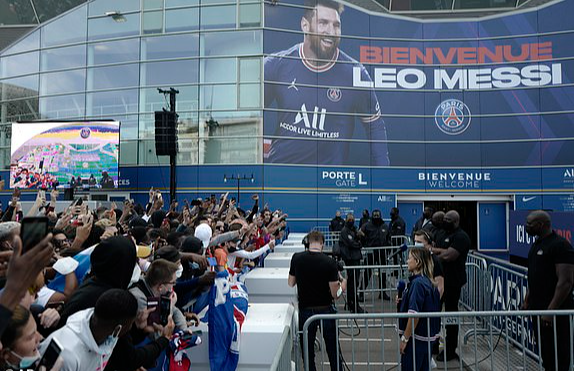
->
[158,87,179,203]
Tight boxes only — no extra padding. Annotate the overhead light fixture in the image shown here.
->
[105,10,127,23]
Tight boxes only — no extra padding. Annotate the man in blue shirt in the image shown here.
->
[264,0,389,166]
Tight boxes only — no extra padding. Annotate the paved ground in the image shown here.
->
[293,287,540,371]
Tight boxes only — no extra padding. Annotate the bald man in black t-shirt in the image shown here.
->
[523,210,574,371]
[289,230,346,371]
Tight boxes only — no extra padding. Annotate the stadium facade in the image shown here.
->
[1,0,573,257]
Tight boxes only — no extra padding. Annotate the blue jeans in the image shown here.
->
[299,305,343,371]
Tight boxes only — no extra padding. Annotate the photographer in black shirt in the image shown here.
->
[289,231,346,371]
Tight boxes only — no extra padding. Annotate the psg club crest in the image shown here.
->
[434,99,471,135]
[327,87,342,102]
[80,127,91,139]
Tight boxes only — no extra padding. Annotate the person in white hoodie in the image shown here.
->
[39,289,138,371]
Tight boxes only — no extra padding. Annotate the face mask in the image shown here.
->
[346,220,354,228]
[10,349,40,369]
[414,242,424,248]
[103,325,122,349]
[175,264,184,279]
[130,264,141,285]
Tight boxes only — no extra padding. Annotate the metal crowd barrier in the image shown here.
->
[270,326,294,371]
[311,226,340,248]
[301,310,574,371]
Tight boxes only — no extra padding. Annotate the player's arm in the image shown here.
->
[288,274,296,287]
[356,66,389,166]
[263,56,278,107]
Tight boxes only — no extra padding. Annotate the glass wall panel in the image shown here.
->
[119,141,138,165]
[144,0,164,10]
[39,93,85,119]
[0,98,40,123]
[88,13,140,41]
[0,124,10,146]
[32,0,87,23]
[239,3,261,27]
[0,30,39,56]
[0,76,39,100]
[41,45,86,71]
[88,0,140,16]
[200,5,236,30]
[166,0,198,7]
[201,58,236,83]
[177,138,199,165]
[200,84,236,111]
[165,7,199,32]
[139,110,198,140]
[87,64,139,90]
[239,83,259,108]
[198,110,261,136]
[143,10,163,34]
[140,86,198,114]
[88,39,139,66]
[0,1,37,25]
[239,57,260,82]
[0,148,10,169]
[200,137,258,164]
[40,69,86,95]
[0,52,39,79]
[141,60,199,86]
[86,89,138,116]
[202,30,261,57]
[139,139,170,165]
[41,5,87,47]
[142,34,199,60]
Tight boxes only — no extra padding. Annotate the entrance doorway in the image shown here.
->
[424,201,478,250]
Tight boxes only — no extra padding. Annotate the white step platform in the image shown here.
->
[264,252,295,268]
[188,303,295,371]
[286,232,306,241]
[243,268,297,304]
[274,244,305,254]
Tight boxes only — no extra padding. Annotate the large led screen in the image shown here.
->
[10,121,120,189]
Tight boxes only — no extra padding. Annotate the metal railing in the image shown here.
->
[270,326,294,371]
[301,310,574,371]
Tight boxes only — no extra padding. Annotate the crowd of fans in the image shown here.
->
[0,187,287,370]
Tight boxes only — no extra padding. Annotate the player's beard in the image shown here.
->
[309,34,339,63]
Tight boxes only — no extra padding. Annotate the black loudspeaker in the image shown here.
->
[155,111,177,156]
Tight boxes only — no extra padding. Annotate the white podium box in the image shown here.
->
[243,268,297,304]
[188,303,295,371]
[264,252,294,268]
[286,232,306,241]
[275,244,305,254]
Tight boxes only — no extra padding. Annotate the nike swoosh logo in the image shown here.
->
[522,196,536,202]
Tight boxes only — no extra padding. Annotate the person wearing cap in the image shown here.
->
[129,259,188,332]
[194,223,212,252]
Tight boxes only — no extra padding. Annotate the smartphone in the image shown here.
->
[207,257,217,266]
[21,217,49,253]
[147,297,161,326]
[159,295,171,326]
[36,338,62,371]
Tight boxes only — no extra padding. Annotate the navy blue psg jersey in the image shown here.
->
[264,43,389,166]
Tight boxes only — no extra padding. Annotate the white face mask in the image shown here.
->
[130,264,141,285]
[414,242,424,248]
[175,264,184,279]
